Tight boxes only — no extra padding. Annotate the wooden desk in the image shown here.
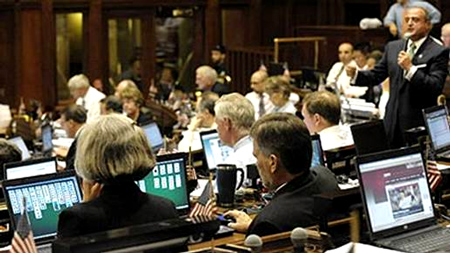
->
[188,232,246,251]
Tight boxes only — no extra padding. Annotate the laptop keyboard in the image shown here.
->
[389,228,450,252]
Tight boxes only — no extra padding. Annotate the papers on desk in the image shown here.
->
[338,178,359,190]
[190,179,218,198]
[52,138,74,149]
[325,242,403,253]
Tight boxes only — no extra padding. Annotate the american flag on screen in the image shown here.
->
[426,160,442,192]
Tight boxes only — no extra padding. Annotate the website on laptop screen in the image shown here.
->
[42,125,53,152]
[426,108,450,150]
[136,157,189,211]
[9,137,31,160]
[6,160,57,180]
[5,175,82,239]
[311,138,323,167]
[142,123,163,151]
[359,153,434,233]
[201,132,233,169]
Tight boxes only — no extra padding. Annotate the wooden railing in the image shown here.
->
[226,47,273,95]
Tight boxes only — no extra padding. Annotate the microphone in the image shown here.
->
[244,234,263,253]
[291,227,308,253]
[403,32,412,51]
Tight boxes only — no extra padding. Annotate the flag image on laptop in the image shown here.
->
[10,197,37,253]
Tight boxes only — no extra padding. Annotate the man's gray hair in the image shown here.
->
[75,114,155,183]
[197,65,218,84]
[215,93,255,134]
[67,74,90,90]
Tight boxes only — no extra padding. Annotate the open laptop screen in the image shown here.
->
[357,148,434,234]
[136,153,189,215]
[423,106,450,151]
[4,157,57,180]
[2,171,82,241]
[8,136,31,160]
[41,124,53,153]
[200,130,233,170]
[141,122,164,152]
[311,135,324,167]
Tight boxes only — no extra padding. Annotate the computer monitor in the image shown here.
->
[136,153,190,215]
[3,157,58,180]
[200,130,233,170]
[311,134,325,167]
[41,124,53,153]
[8,136,31,160]
[422,105,450,152]
[141,122,164,152]
[2,171,83,242]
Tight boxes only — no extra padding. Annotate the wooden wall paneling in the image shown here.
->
[247,0,261,46]
[141,12,156,98]
[0,11,15,106]
[41,0,56,106]
[205,0,220,61]
[221,8,246,48]
[87,0,102,84]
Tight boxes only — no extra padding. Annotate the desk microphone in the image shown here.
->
[244,234,263,253]
[291,227,308,253]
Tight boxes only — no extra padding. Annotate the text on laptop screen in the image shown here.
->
[142,123,163,151]
[42,125,53,152]
[359,153,434,233]
[6,159,57,180]
[201,131,233,169]
[4,175,82,240]
[136,157,189,211]
[425,108,450,150]
[311,138,323,168]
[9,137,31,160]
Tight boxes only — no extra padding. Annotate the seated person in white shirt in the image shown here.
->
[245,70,273,120]
[301,91,353,151]
[178,91,219,152]
[214,93,256,181]
[265,76,297,115]
[326,43,357,97]
[67,74,106,123]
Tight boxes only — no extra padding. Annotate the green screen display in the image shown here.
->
[6,176,82,239]
[136,158,189,210]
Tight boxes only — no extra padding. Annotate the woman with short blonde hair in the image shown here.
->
[57,114,178,238]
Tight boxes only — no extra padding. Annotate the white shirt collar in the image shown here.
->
[409,36,427,53]
[233,135,252,151]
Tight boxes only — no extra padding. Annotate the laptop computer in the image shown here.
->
[422,105,450,162]
[356,146,450,252]
[311,134,325,168]
[3,157,58,180]
[200,130,233,170]
[41,124,53,156]
[350,120,389,156]
[2,171,83,245]
[136,153,190,216]
[141,122,164,153]
[8,136,31,160]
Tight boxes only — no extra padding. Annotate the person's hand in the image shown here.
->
[397,51,412,71]
[82,180,103,202]
[345,65,357,78]
[53,147,68,158]
[389,23,398,37]
[223,210,252,233]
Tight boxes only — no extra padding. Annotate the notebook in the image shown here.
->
[350,120,389,156]
[8,136,31,160]
[200,129,233,170]
[422,105,450,162]
[2,171,83,244]
[3,157,58,180]
[141,122,164,152]
[311,134,325,168]
[136,153,190,216]
[356,146,450,252]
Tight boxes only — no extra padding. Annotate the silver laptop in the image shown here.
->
[141,122,164,152]
[8,136,31,160]
[356,146,450,252]
[200,129,233,170]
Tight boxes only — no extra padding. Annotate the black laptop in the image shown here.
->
[136,153,190,216]
[350,120,389,156]
[3,157,57,180]
[2,171,83,247]
[422,105,450,162]
[356,146,450,252]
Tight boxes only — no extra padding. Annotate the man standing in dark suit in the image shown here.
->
[347,7,448,148]
[223,113,338,237]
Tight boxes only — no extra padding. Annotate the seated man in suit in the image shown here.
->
[301,91,354,151]
[57,114,178,238]
[224,113,338,236]
[55,105,87,171]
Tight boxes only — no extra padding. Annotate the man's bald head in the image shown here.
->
[338,43,354,65]
[250,70,268,94]
[441,23,450,48]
